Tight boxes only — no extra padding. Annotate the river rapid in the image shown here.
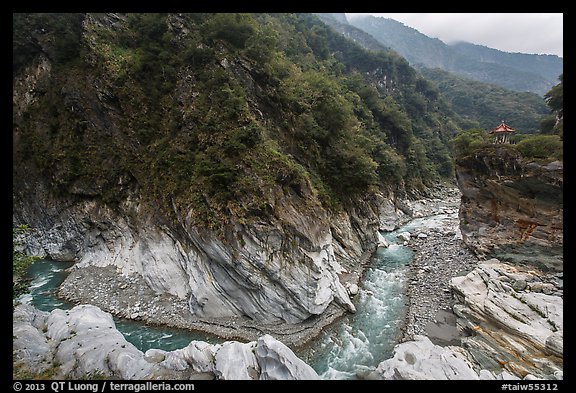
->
[18,194,465,379]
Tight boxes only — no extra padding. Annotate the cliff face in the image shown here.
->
[15,13,443,326]
[15,176,405,324]
[455,146,563,271]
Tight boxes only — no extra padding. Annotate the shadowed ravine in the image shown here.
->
[19,211,456,379]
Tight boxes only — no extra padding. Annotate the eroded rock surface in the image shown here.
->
[13,303,319,380]
[455,147,562,271]
[450,260,563,379]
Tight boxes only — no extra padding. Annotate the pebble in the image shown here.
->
[401,189,479,342]
[55,185,476,350]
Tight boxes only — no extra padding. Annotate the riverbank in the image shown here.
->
[58,264,356,349]
[58,187,469,349]
[392,186,479,345]
[401,223,479,345]
[377,186,563,380]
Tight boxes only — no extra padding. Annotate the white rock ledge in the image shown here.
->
[13,303,319,380]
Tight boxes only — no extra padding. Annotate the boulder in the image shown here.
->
[396,231,411,242]
[214,341,260,380]
[371,335,480,380]
[255,335,320,380]
[13,304,318,380]
[377,231,389,248]
[13,304,52,374]
[347,283,359,296]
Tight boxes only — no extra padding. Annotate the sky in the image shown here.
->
[345,13,563,57]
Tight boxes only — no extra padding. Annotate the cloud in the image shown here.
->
[347,13,563,57]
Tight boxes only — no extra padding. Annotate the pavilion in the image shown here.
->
[489,121,516,144]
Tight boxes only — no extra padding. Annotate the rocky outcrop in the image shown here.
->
[370,335,524,380]
[449,259,563,379]
[13,303,319,380]
[455,147,563,271]
[13,179,390,326]
[387,188,562,380]
[373,267,564,381]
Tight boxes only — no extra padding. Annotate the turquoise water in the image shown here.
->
[18,214,447,376]
[18,259,220,352]
[298,229,414,379]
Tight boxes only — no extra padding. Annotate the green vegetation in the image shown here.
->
[541,74,563,138]
[14,13,464,231]
[450,129,491,157]
[420,68,549,134]
[13,13,84,74]
[451,129,562,164]
[13,225,39,298]
[515,135,563,162]
[450,74,563,164]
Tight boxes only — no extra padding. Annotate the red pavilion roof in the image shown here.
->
[490,121,516,134]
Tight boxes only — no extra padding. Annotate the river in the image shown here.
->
[17,212,456,379]
[18,260,218,353]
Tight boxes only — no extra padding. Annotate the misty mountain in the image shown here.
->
[316,13,554,133]
[346,14,562,96]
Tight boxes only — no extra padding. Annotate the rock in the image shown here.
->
[144,349,166,363]
[377,232,389,248]
[213,341,260,380]
[347,283,359,296]
[545,331,563,357]
[371,335,480,380]
[512,280,527,292]
[451,263,563,349]
[396,231,411,242]
[43,305,154,379]
[13,303,318,380]
[455,148,562,272]
[523,374,540,380]
[179,341,218,374]
[13,304,52,374]
[529,282,556,294]
[449,261,563,378]
[255,335,320,380]
[17,180,364,326]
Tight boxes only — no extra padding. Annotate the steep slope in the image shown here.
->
[318,14,553,135]
[420,68,550,133]
[455,146,563,271]
[347,16,454,69]
[347,15,562,96]
[13,13,461,330]
[451,41,563,86]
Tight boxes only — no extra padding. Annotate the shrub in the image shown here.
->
[450,128,490,157]
[515,134,563,162]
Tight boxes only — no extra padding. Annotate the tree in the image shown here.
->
[542,74,563,138]
[450,128,490,157]
[204,13,257,49]
[515,135,563,162]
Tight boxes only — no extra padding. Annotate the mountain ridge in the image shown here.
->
[345,14,562,96]
[13,13,461,330]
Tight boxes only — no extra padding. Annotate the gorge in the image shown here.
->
[13,13,562,381]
